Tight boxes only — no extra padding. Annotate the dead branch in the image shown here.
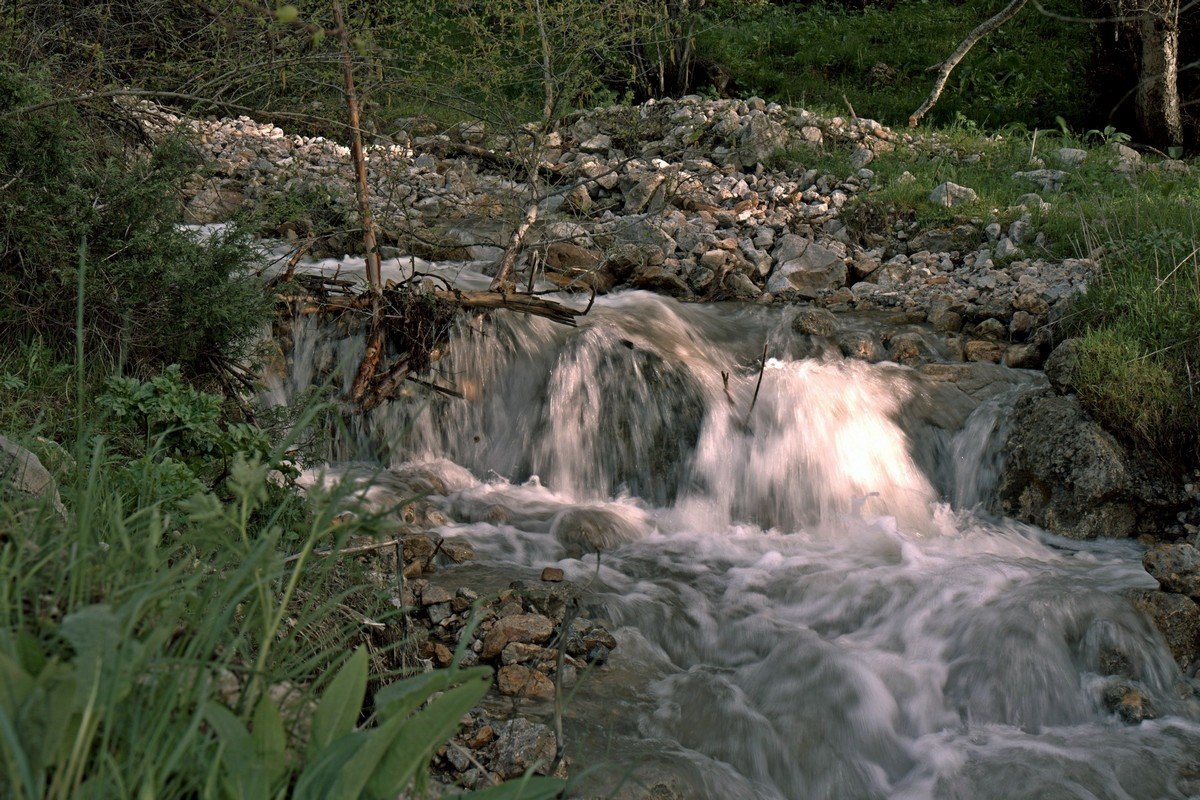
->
[434,289,580,326]
[333,0,382,291]
[908,0,1030,128]
[489,201,541,292]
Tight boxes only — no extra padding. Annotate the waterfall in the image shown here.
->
[269,257,1200,800]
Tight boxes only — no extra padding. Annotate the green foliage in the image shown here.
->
[1064,197,1200,458]
[694,0,1096,130]
[0,63,268,380]
[0,423,561,798]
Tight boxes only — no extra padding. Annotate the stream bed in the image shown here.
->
[269,253,1200,799]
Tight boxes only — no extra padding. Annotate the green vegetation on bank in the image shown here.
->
[696,0,1097,130]
[0,65,562,797]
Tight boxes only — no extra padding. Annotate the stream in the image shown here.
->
[268,251,1200,800]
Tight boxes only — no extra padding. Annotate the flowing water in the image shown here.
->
[269,254,1200,800]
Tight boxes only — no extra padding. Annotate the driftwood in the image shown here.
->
[278,280,583,413]
[489,202,540,292]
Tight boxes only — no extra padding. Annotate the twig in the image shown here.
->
[841,93,858,120]
[743,342,769,427]
[550,597,580,774]
[284,536,403,564]
[908,0,1030,127]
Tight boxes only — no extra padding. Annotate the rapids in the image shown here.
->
[268,253,1200,800]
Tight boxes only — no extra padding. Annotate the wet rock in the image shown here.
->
[1129,589,1200,671]
[791,307,838,337]
[838,331,884,362]
[482,614,555,659]
[996,392,1135,539]
[629,266,690,297]
[551,506,643,554]
[1101,682,1158,723]
[540,566,565,582]
[1143,543,1200,598]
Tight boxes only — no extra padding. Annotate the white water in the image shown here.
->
[270,256,1200,799]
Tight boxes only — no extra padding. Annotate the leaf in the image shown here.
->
[292,730,369,800]
[60,605,122,705]
[275,4,300,23]
[252,694,287,785]
[365,670,491,798]
[309,647,367,757]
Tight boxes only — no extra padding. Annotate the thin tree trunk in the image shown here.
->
[489,200,539,292]
[908,0,1029,127]
[333,0,382,291]
[533,0,554,126]
[1134,0,1183,148]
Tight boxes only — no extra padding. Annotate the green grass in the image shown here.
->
[695,0,1097,131]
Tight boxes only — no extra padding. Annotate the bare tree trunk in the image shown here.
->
[533,0,554,126]
[333,0,382,291]
[489,200,539,292]
[1133,0,1183,148]
[908,0,1029,127]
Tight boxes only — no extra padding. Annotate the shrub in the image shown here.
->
[0,63,268,381]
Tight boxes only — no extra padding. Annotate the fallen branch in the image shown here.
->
[908,0,1029,127]
[435,289,581,326]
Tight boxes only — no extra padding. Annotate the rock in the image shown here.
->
[542,242,613,292]
[1043,339,1081,393]
[1003,343,1041,369]
[965,340,1004,363]
[766,237,846,297]
[183,185,244,224]
[540,566,565,582]
[482,614,555,659]
[995,392,1135,539]
[1129,589,1200,672]
[490,718,557,778]
[994,237,1020,260]
[623,173,668,214]
[838,331,884,362]
[1054,147,1088,167]
[629,266,690,297]
[1012,169,1068,193]
[1143,543,1200,598]
[1111,143,1141,173]
[0,434,65,516]
[929,182,978,207]
[422,584,454,605]
[580,134,612,153]
[791,307,838,337]
[1102,682,1157,723]
[551,506,643,553]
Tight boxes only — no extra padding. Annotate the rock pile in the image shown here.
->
[135,96,1097,368]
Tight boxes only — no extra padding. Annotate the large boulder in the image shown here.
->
[765,236,846,298]
[1128,589,1200,672]
[995,392,1135,539]
[0,435,66,517]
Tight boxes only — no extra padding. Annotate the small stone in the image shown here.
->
[496,665,555,700]
[586,644,611,666]
[422,584,454,606]
[540,566,565,582]
[482,614,555,659]
[427,602,452,624]
[501,642,549,666]
[965,340,1005,363]
[490,718,556,778]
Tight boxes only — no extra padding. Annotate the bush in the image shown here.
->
[0,63,268,381]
